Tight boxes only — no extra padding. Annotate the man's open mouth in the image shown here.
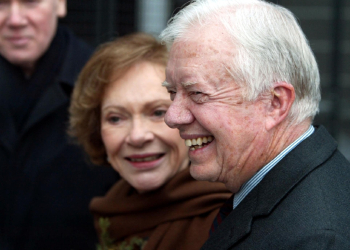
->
[185,136,214,151]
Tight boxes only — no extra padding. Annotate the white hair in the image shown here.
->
[160,0,321,124]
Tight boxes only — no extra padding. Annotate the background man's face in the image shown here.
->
[0,0,66,70]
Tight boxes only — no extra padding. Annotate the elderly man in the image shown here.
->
[160,0,350,249]
[0,1,118,249]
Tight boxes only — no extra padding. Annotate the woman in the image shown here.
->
[69,33,231,250]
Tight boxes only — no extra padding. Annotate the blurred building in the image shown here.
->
[60,0,350,160]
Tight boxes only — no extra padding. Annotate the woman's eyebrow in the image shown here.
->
[143,99,172,109]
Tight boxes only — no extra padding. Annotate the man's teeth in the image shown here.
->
[185,136,213,147]
[129,155,159,162]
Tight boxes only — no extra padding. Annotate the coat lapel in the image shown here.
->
[201,188,258,250]
[22,80,69,134]
[254,125,337,216]
[0,103,18,154]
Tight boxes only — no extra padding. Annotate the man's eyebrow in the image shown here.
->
[162,81,171,87]
[182,82,197,88]
[161,81,198,88]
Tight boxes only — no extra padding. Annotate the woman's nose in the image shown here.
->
[126,118,154,147]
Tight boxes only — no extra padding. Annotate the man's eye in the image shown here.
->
[167,90,176,101]
[190,91,203,97]
[190,91,207,103]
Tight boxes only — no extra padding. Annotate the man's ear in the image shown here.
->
[57,0,67,18]
[265,82,295,131]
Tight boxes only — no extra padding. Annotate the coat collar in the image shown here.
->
[22,26,92,133]
[0,56,21,153]
[57,26,93,87]
[22,82,69,132]
[202,126,337,250]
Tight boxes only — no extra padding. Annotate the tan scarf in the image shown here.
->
[90,168,231,250]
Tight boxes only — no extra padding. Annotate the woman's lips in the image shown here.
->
[125,153,165,170]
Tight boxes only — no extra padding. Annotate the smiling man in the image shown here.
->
[160,0,350,249]
[0,1,118,249]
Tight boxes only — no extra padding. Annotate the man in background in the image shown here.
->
[0,0,118,249]
[160,0,350,249]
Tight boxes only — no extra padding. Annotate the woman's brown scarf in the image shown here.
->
[90,168,231,250]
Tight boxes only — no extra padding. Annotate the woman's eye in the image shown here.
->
[107,116,120,123]
[153,110,167,118]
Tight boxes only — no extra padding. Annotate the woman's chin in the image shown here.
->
[132,177,166,194]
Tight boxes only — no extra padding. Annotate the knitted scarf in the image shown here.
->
[90,168,231,250]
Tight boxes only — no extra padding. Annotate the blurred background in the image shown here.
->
[60,0,350,160]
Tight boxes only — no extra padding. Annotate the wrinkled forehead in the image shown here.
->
[169,42,218,62]
[176,26,229,52]
[166,27,237,89]
[169,22,232,59]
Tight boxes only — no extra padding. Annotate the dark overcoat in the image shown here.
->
[202,125,350,250]
[0,27,118,250]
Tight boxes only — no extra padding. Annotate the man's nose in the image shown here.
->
[7,3,27,26]
[165,96,194,129]
[125,118,154,147]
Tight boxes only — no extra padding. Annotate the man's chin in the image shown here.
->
[5,55,33,67]
[189,163,219,182]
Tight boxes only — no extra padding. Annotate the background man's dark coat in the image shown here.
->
[0,26,118,250]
